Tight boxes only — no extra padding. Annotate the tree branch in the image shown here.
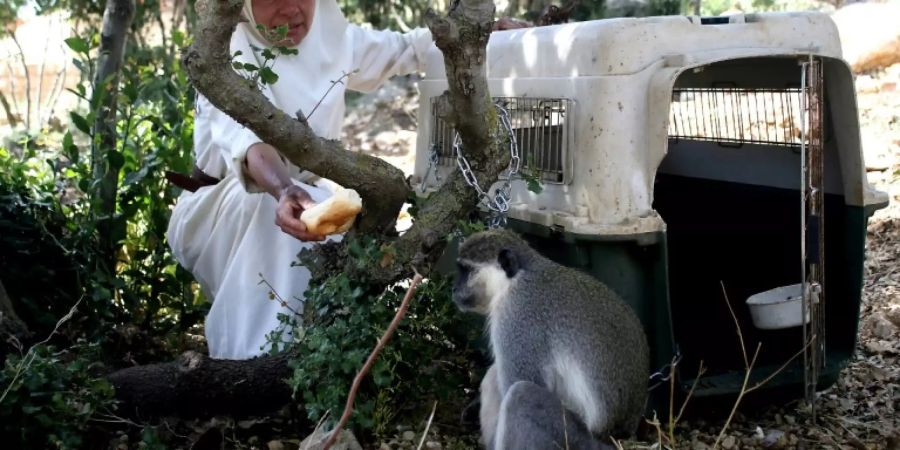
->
[107,349,299,419]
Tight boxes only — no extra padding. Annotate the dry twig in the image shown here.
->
[713,282,812,448]
[415,400,439,450]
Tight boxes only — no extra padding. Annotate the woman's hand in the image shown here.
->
[244,143,325,242]
[276,185,326,242]
[494,17,531,30]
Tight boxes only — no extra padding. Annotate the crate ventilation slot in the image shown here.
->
[430,96,572,183]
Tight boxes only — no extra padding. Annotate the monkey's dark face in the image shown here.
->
[452,259,485,313]
[452,257,517,316]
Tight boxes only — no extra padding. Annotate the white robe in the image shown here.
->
[167,0,433,359]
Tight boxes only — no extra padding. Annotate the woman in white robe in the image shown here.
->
[166,0,434,360]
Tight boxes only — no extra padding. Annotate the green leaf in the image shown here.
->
[72,58,86,74]
[527,177,543,194]
[69,112,91,135]
[64,37,90,54]
[172,29,185,47]
[62,132,78,163]
[259,67,279,85]
[242,63,259,72]
[123,82,138,103]
[107,150,125,169]
[232,61,244,71]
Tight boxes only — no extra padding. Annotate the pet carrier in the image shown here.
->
[413,12,889,402]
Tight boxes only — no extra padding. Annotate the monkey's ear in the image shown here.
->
[498,248,520,278]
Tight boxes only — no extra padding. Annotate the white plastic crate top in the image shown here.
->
[412,12,888,237]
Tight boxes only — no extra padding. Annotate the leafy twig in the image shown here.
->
[306,70,358,121]
[258,273,302,316]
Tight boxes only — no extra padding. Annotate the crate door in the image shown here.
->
[801,57,826,414]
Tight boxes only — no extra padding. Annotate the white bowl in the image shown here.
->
[746,283,810,330]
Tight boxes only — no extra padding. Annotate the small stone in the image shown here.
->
[873,317,897,339]
[856,75,879,93]
[788,433,799,445]
[886,307,900,328]
[754,426,766,439]
[378,444,391,450]
[402,430,416,441]
[785,414,796,425]
[425,442,442,449]
[722,435,737,449]
[762,430,786,449]
[865,340,894,354]
[267,440,285,450]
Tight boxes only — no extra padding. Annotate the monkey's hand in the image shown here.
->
[276,185,326,242]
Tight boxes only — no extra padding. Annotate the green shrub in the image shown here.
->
[0,341,116,449]
[275,237,486,440]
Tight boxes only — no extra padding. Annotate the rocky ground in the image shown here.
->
[341,60,900,449]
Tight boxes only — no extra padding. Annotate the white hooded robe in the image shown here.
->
[167,0,432,359]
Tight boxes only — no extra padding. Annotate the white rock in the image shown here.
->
[722,435,737,449]
[832,2,900,73]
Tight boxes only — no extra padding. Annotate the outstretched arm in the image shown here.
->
[245,143,325,242]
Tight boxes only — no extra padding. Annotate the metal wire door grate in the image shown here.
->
[668,87,806,146]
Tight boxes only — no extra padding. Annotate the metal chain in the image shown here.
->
[647,350,683,392]
[454,102,520,228]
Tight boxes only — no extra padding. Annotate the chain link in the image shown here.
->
[419,102,520,229]
[455,102,520,228]
[647,350,683,392]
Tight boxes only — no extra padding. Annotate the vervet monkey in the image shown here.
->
[453,229,649,449]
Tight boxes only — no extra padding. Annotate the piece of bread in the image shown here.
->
[300,188,363,236]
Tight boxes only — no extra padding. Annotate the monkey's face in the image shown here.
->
[452,258,513,316]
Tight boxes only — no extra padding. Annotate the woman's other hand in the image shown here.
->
[276,185,326,242]
[494,17,531,30]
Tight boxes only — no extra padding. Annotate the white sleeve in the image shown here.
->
[196,95,266,194]
[346,26,433,93]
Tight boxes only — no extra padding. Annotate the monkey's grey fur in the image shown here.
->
[453,229,649,449]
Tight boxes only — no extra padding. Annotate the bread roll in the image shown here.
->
[300,187,362,236]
